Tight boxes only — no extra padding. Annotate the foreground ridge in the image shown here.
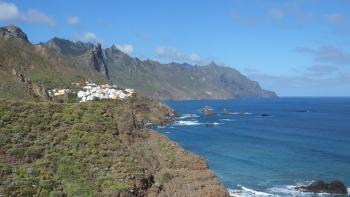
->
[0,98,229,197]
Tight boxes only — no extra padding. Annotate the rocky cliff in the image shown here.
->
[0,25,29,43]
[0,98,229,197]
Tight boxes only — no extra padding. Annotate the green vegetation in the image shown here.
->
[0,98,172,196]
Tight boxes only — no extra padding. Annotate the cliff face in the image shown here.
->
[0,98,229,197]
[89,43,109,79]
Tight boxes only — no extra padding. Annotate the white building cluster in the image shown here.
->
[77,82,135,102]
[48,89,71,97]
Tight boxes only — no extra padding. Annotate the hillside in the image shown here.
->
[0,25,276,100]
[45,38,277,100]
[0,26,108,100]
[0,98,229,196]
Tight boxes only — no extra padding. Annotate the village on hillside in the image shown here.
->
[48,81,135,102]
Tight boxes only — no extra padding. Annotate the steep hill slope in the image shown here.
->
[0,26,108,100]
[0,98,229,197]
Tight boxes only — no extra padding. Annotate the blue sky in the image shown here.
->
[0,0,350,96]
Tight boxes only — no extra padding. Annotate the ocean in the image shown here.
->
[156,98,350,197]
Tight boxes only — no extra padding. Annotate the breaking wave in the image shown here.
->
[177,114,200,119]
[228,184,350,197]
[228,185,273,197]
[174,120,202,126]
[220,118,236,122]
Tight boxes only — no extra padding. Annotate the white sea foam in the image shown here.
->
[177,113,199,119]
[227,184,344,197]
[229,112,252,115]
[174,120,202,126]
[220,118,236,122]
[228,185,273,197]
[241,186,273,196]
[267,185,303,196]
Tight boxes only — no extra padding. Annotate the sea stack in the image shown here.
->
[295,180,348,195]
[202,105,217,116]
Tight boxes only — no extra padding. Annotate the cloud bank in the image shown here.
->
[80,32,97,42]
[155,46,203,64]
[0,1,54,26]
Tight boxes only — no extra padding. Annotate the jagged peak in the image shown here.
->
[0,25,29,43]
[44,36,94,56]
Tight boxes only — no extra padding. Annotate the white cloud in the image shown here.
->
[0,2,54,26]
[155,46,204,64]
[0,1,20,21]
[189,53,201,62]
[22,9,55,26]
[115,44,134,55]
[81,32,97,42]
[67,16,80,25]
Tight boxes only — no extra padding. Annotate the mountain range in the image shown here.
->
[0,25,277,100]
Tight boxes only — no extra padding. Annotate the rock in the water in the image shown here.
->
[202,105,217,116]
[296,110,309,113]
[295,180,348,195]
[261,113,270,117]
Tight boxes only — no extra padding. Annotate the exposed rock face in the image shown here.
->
[89,43,109,79]
[296,180,348,195]
[0,26,29,43]
[11,68,50,100]
[44,37,93,56]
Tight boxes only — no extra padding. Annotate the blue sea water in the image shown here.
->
[156,98,350,197]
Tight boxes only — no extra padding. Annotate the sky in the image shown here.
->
[0,0,350,96]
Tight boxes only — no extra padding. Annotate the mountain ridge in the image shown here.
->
[0,25,277,100]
